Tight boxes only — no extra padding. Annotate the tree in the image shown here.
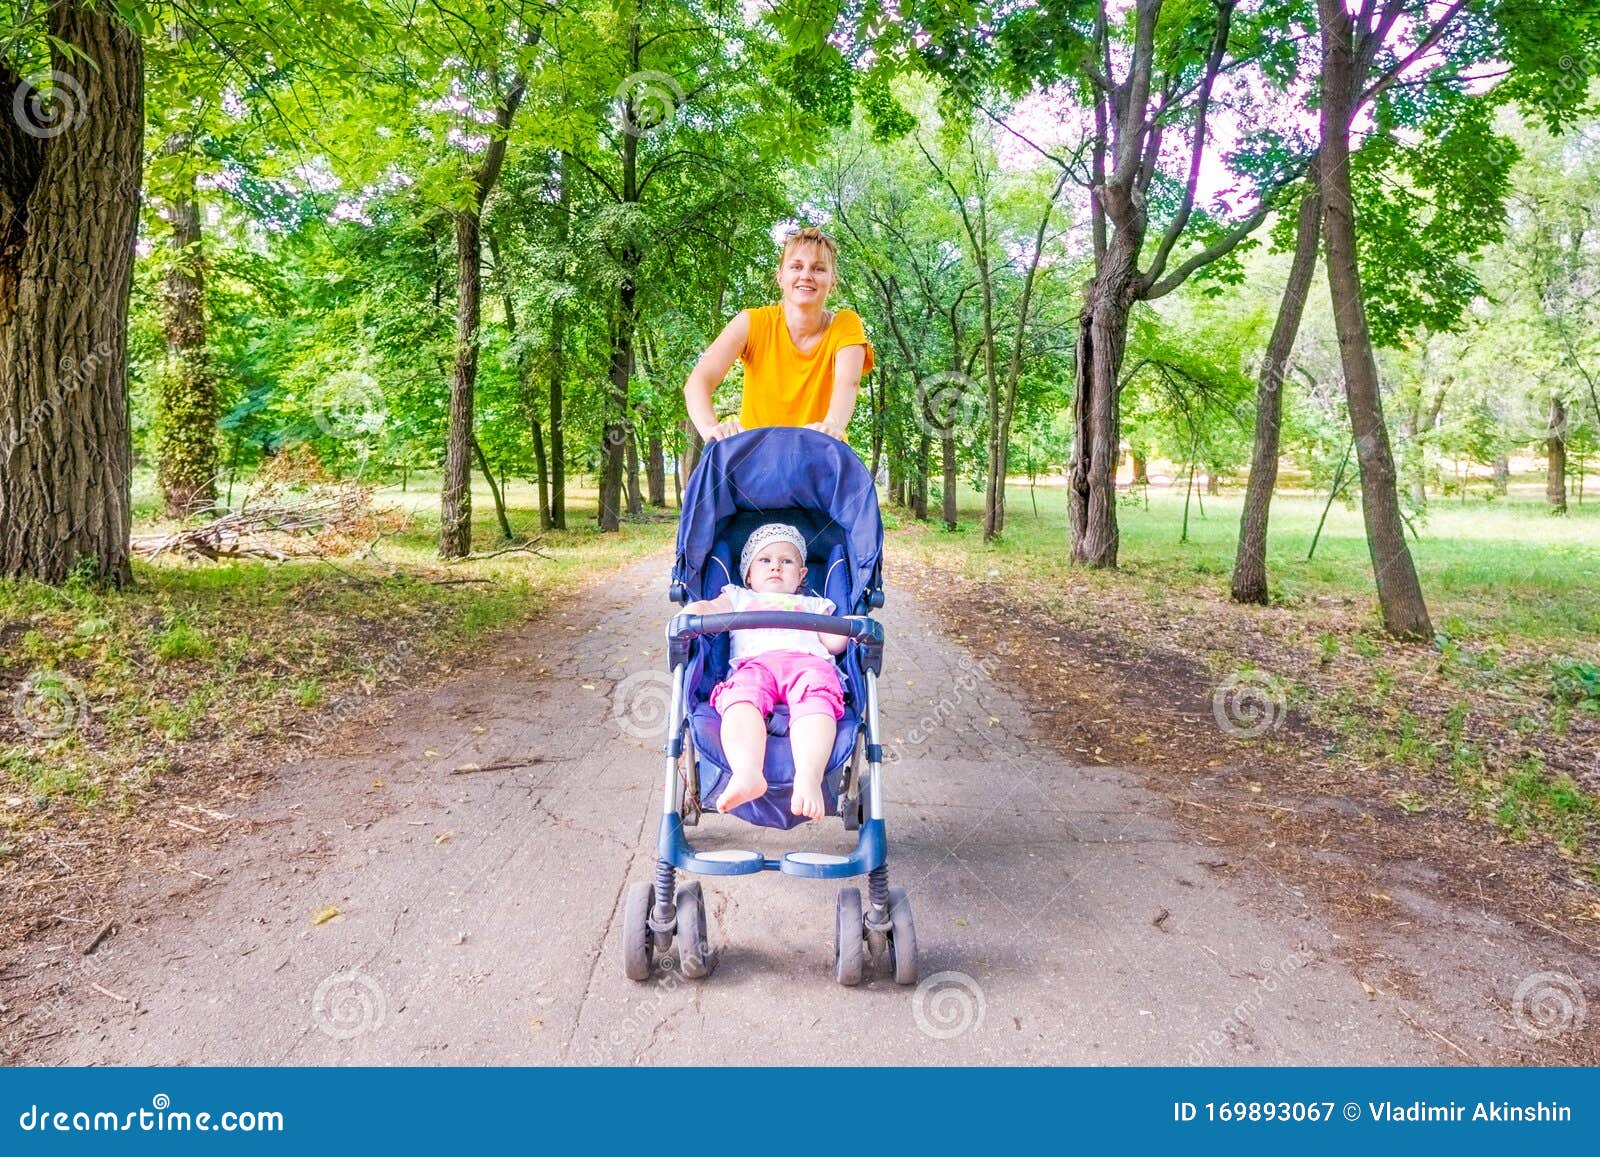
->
[1,0,143,584]
[1233,186,1321,604]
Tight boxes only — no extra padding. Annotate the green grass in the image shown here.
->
[897,475,1600,871]
[2,470,676,811]
[921,478,1600,647]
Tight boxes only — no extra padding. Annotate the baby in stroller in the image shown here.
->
[681,521,847,819]
[630,427,915,986]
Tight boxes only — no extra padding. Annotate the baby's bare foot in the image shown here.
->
[790,777,826,821]
[717,768,768,812]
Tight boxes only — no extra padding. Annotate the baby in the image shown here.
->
[681,522,846,820]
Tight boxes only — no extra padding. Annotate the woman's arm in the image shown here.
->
[684,311,752,441]
[807,343,865,440]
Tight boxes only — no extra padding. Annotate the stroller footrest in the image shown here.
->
[775,825,886,878]
[658,814,888,879]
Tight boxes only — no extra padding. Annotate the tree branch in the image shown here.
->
[1359,0,1470,108]
[1144,0,1235,288]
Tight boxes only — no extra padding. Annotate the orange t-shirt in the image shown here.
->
[737,304,875,429]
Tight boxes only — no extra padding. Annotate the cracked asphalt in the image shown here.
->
[7,558,1514,1064]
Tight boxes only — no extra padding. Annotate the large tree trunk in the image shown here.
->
[1492,454,1509,496]
[1547,395,1568,514]
[598,280,633,531]
[440,208,481,557]
[531,416,551,530]
[548,305,566,531]
[625,429,643,517]
[941,433,957,529]
[680,417,702,491]
[156,169,217,517]
[912,432,930,521]
[1069,265,1136,568]
[0,5,142,585]
[438,72,525,557]
[646,432,666,508]
[1233,186,1321,604]
[1318,0,1432,639]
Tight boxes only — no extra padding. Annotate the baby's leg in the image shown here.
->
[716,703,770,812]
[788,713,837,820]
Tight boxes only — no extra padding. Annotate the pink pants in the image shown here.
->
[710,650,845,722]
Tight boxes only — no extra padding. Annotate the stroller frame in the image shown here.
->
[620,430,917,987]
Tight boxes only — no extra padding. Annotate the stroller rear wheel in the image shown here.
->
[885,886,918,985]
[833,887,865,986]
[675,882,712,979]
[622,881,654,981]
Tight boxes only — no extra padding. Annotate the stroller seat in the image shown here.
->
[685,541,863,829]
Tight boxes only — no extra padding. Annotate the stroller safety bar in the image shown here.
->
[667,611,884,673]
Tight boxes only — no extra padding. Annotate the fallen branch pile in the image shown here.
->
[131,485,386,561]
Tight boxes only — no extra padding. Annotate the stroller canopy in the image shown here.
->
[674,428,883,614]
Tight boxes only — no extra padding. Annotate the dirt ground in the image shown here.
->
[0,553,1594,1064]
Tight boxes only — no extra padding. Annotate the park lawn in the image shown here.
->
[890,477,1600,898]
[0,471,676,822]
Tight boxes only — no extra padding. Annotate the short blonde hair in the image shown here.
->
[779,226,838,271]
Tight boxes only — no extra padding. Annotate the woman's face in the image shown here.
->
[776,243,836,308]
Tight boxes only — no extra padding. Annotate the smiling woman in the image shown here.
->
[683,226,875,444]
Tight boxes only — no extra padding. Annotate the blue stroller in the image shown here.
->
[621,427,917,986]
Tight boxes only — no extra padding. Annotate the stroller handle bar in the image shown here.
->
[666,611,885,673]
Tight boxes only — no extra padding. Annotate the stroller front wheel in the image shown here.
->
[885,886,918,985]
[675,882,712,979]
[834,887,865,986]
[622,881,655,981]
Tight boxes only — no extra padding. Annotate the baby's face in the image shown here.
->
[745,542,806,594]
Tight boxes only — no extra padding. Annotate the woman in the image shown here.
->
[684,227,875,442]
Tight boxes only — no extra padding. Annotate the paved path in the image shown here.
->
[13,559,1455,1064]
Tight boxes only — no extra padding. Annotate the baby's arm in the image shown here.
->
[681,593,733,616]
[820,630,848,656]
